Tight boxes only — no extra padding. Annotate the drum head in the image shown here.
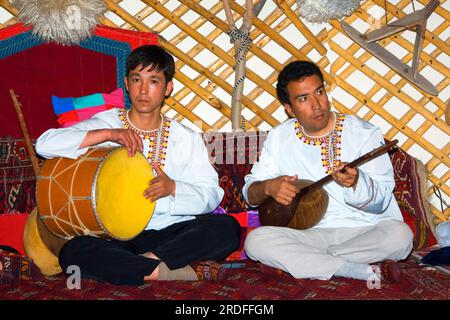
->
[94,148,155,240]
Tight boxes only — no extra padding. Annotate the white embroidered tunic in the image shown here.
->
[243,113,403,228]
[36,108,224,230]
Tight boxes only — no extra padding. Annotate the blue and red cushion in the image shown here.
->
[52,88,125,127]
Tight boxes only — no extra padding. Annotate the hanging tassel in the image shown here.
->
[296,0,362,23]
[13,0,106,45]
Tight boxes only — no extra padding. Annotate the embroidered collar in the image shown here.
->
[118,109,171,169]
[119,110,162,136]
[294,113,345,174]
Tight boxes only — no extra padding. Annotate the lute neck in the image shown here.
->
[299,139,398,195]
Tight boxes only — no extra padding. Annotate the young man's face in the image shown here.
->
[124,65,173,115]
[283,74,332,136]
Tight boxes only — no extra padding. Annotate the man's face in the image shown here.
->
[284,74,332,136]
[124,65,173,115]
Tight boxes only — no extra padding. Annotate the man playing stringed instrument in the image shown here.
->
[36,45,241,285]
[243,60,413,284]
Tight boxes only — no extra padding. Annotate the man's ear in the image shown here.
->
[283,103,295,118]
[165,81,174,97]
[124,77,129,92]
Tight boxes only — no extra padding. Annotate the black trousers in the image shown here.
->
[59,214,241,285]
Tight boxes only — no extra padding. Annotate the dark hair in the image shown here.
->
[126,45,175,82]
[276,60,324,105]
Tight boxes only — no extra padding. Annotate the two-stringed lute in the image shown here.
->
[258,139,399,230]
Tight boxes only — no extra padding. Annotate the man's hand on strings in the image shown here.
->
[144,165,176,202]
[332,162,359,189]
[108,128,143,157]
[264,175,300,206]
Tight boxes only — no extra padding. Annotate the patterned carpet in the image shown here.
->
[1,255,448,300]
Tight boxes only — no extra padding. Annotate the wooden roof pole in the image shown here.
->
[223,0,254,130]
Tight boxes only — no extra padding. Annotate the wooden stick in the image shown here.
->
[0,0,18,16]
[446,99,450,126]
[274,0,327,55]
[104,0,156,32]
[9,89,40,176]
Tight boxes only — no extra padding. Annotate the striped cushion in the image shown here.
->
[52,88,125,127]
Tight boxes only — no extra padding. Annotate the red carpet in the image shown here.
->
[1,255,448,300]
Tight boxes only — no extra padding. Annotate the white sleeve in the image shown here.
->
[242,131,281,207]
[343,129,396,214]
[169,133,224,216]
[35,115,119,159]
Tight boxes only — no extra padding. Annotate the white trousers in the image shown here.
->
[244,220,413,280]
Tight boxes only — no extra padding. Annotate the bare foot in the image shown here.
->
[141,252,160,260]
[143,266,159,281]
[142,252,160,281]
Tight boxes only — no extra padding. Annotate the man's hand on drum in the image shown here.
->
[109,129,143,157]
[331,162,359,189]
[264,175,300,206]
[144,165,176,202]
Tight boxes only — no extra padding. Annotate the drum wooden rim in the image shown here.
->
[91,147,114,239]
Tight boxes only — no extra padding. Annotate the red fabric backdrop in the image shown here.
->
[0,24,158,139]
[0,44,117,139]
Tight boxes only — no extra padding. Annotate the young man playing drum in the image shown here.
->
[243,60,413,284]
[36,45,241,285]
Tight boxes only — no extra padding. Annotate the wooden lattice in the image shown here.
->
[0,0,448,225]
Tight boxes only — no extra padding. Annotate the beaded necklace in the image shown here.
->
[118,109,170,169]
[294,112,345,174]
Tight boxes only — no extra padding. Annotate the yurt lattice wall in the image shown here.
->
[0,0,448,226]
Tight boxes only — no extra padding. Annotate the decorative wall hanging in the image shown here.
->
[296,0,363,23]
[341,0,440,96]
[13,0,106,45]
